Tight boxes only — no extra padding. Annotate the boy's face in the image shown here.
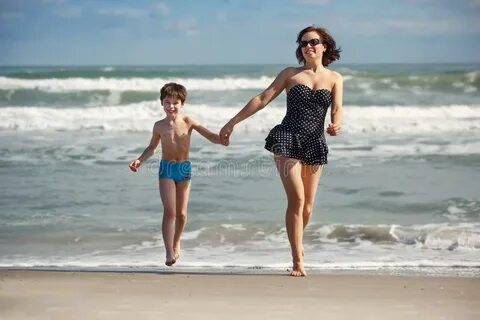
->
[161,96,184,116]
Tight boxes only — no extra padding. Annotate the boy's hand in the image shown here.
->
[129,159,141,172]
[326,123,341,136]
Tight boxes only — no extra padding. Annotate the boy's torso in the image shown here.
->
[156,116,191,162]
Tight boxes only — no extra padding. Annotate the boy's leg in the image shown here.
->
[159,179,177,266]
[173,180,191,260]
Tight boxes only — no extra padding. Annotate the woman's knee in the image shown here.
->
[287,194,305,212]
[176,210,188,222]
[303,202,313,217]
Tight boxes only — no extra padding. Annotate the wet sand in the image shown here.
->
[0,270,479,320]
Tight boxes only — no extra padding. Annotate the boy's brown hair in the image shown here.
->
[160,82,187,103]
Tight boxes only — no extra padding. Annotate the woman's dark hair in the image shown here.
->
[160,82,187,103]
[295,26,341,66]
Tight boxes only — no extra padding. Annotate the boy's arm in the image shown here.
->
[186,117,221,144]
[129,123,161,172]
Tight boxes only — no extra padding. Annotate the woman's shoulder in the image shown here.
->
[282,66,302,71]
[276,66,303,79]
[326,68,343,82]
[278,66,296,75]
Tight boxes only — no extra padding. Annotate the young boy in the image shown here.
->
[129,82,221,266]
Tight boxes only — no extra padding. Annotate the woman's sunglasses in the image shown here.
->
[299,38,323,48]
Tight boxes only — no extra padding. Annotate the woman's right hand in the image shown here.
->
[326,123,341,136]
[129,159,141,172]
[219,122,234,146]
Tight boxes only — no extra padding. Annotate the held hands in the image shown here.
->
[219,122,234,146]
[128,159,142,172]
[326,123,341,136]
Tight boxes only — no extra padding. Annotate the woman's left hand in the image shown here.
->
[219,122,234,146]
[326,123,341,136]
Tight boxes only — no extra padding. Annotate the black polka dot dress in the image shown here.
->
[265,84,331,165]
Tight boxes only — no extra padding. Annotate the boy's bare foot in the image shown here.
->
[165,253,176,267]
[290,261,307,277]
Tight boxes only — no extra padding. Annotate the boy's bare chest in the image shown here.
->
[160,124,190,143]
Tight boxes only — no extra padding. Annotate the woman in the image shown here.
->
[220,26,343,277]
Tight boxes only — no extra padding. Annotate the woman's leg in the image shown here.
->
[274,155,306,277]
[301,164,323,230]
[173,180,191,260]
[159,179,177,266]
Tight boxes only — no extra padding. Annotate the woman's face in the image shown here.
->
[300,31,325,62]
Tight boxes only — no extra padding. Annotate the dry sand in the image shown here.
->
[0,270,479,320]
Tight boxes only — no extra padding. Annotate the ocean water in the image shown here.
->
[0,64,479,276]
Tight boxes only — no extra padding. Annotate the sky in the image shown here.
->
[1,0,480,65]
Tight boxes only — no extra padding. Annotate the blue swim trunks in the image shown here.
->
[159,160,192,182]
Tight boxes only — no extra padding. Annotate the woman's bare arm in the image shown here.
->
[220,67,293,145]
[327,72,343,136]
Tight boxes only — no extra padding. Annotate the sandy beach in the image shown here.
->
[0,270,478,320]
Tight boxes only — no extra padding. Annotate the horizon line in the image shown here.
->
[1,61,479,68]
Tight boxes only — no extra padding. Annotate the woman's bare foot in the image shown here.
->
[290,261,307,277]
[174,245,181,261]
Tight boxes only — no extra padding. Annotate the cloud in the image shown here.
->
[297,0,332,5]
[41,0,69,4]
[156,2,171,17]
[96,3,170,19]
[385,18,480,35]
[217,11,227,22]
[404,0,434,3]
[385,19,448,34]
[177,18,199,37]
[164,17,199,37]
[97,7,147,19]
[336,16,480,36]
[52,6,82,18]
[1,12,25,20]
